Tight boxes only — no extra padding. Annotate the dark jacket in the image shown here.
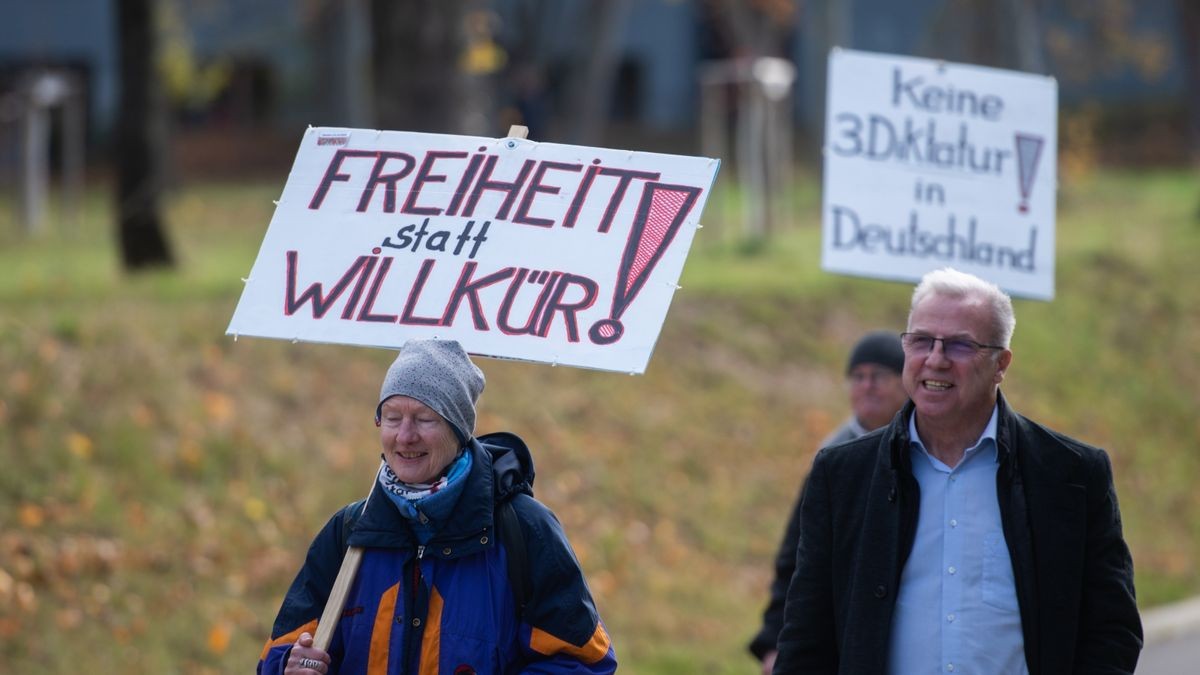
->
[749,418,866,660]
[258,433,617,674]
[773,393,1142,675]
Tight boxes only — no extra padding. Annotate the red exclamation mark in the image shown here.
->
[588,182,702,345]
[1014,133,1044,214]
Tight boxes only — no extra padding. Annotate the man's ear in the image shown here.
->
[994,349,1013,384]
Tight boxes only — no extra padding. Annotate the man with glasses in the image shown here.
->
[772,267,1142,675]
[750,331,908,674]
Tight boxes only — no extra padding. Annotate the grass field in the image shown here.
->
[1,167,1198,673]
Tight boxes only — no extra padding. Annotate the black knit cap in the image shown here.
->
[845,330,905,375]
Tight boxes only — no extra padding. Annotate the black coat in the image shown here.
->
[773,393,1142,675]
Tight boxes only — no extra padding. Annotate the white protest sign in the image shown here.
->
[822,49,1058,299]
[226,127,720,373]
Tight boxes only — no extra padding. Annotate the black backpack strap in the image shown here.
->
[497,497,531,619]
[338,498,367,552]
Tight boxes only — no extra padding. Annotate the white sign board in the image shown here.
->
[227,127,720,373]
[822,49,1058,299]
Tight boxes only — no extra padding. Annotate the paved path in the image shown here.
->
[1138,634,1197,674]
[1138,596,1200,675]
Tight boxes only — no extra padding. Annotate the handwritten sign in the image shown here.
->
[226,127,720,373]
[821,49,1058,299]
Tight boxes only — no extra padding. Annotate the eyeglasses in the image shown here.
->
[900,332,1005,361]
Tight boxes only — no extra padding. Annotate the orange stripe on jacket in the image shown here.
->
[530,621,612,665]
[419,587,445,675]
[368,583,400,674]
[259,619,319,661]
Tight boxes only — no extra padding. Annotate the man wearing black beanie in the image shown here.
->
[826,330,908,446]
[749,330,908,673]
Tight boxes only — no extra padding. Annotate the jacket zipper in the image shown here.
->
[403,545,427,672]
[404,535,485,670]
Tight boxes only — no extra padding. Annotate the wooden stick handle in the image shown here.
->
[507,125,529,139]
[312,545,365,652]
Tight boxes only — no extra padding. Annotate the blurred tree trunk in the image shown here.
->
[715,0,797,59]
[115,0,174,270]
[955,1,1006,67]
[1178,0,1200,166]
[704,0,799,239]
[797,0,839,140]
[924,0,1045,72]
[1008,0,1047,73]
[563,0,632,145]
[500,0,558,139]
[370,0,468,133]
[309,0,372,128]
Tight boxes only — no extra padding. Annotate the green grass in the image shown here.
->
[1,167,1198,673]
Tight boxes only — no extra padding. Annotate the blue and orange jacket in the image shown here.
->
[258,433,616,674]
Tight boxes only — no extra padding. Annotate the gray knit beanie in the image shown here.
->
[376,339,485,443]
[846,330,905,375]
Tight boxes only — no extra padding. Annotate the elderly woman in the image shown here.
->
[258,340,616,674]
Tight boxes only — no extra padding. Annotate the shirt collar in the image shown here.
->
[908,405,1000,464]
[848,416,869,437]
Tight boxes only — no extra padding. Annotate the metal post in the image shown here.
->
[20,101,48,235]
[62,81,86,232]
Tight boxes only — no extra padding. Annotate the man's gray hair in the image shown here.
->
[909,267,1016,347]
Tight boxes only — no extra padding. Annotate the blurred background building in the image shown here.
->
[0,0,1195,243]
[1,0,1193,156]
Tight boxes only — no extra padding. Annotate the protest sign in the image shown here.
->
[226,127,720,373]
[822,48,1058,299]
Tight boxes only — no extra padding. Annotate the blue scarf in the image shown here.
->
[378,449,472,544]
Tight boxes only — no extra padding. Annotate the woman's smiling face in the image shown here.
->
[378,396,460,484]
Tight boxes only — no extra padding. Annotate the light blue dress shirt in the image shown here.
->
[886,407,1028,675]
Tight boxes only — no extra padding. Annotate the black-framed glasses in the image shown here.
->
[900,332,1005,361]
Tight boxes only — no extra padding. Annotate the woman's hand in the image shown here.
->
[285,632,331,674]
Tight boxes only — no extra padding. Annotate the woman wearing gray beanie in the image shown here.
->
[259,339,617,674]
